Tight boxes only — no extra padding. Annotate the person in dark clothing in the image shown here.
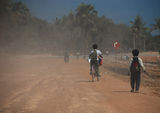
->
[129,49,145,93]
[64,51,69,63]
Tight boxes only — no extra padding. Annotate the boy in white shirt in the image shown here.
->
[89,44,102,81]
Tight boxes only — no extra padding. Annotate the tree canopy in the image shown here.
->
[0,1,159,54]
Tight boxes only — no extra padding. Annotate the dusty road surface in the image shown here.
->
[0,55,160,113]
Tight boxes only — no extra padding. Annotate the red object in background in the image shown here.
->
[113,41,120,49]
[98,58,103,66]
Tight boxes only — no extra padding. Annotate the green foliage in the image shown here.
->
[76,3,97,31]
[130,16,150,50]
[152,18,160,30]
[0,0,11,15]
[130,16,146,37]
[0,1,158,54]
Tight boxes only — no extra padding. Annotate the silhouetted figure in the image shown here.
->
[64,51,69,63]
[83,55,86,60]
[129,49,145,93]
[76,52,80,60]
[105,50,109,56]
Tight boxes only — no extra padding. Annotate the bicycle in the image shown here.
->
[91,64,100,82]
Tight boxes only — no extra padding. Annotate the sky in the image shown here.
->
[13,0,160,26]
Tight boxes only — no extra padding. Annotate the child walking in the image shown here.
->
[129,49,145,93]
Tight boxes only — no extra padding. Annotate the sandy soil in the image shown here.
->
[0,55,160,113]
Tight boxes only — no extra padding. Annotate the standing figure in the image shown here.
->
[64,51,69,63]
[76,52,80,60]
[129,49,145,93]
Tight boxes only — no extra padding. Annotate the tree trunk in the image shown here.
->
[143,37,146,52]
[133,33,136,49]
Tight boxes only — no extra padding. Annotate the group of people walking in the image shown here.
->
[89,44,145,93]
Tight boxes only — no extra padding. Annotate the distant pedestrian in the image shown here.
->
[64,51,69,63]
[76,52,80,60]
[105,50,109,56]
[89,44,103,81]
[129,49,145,93]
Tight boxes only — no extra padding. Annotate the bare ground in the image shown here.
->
[0,55,160,113]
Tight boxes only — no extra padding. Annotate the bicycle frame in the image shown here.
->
[91,64,99,82]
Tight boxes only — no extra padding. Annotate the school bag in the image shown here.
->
[90,49,97,61]
[98,58,103,66]
[130,57,141,72]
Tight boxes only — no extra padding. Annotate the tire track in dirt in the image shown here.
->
[0,77,45,113]
[0,56,160,113]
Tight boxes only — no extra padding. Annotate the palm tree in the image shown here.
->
[12,1,30,16]
[152,18,160,30]
[75,3,97,32]
[75,3,98,51]
[130,16,147,50]
[11,1,30,24]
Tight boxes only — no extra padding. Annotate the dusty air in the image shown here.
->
[0,0,160,113]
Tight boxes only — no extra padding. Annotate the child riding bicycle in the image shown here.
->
[89,44,103,81]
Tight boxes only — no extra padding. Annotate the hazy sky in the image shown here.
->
[13,0,160,25]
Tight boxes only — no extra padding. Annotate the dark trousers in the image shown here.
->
[130,72,141,90]
[90,60,99,76]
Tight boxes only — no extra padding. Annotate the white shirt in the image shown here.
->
[90,49,102,60]
[129,57,145,71]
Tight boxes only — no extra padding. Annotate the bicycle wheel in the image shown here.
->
[91,65,95,82]
[91,64,100,82]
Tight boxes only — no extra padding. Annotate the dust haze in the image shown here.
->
[0,0,160,113]
[1,1,158,56]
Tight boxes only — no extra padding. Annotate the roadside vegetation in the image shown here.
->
[0,0,160,55]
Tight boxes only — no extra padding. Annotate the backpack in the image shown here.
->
[130,57,141,72]
[90,49,97,61]
[98,58,103,66]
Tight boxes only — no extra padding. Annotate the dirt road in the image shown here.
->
[0,55,160,113]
